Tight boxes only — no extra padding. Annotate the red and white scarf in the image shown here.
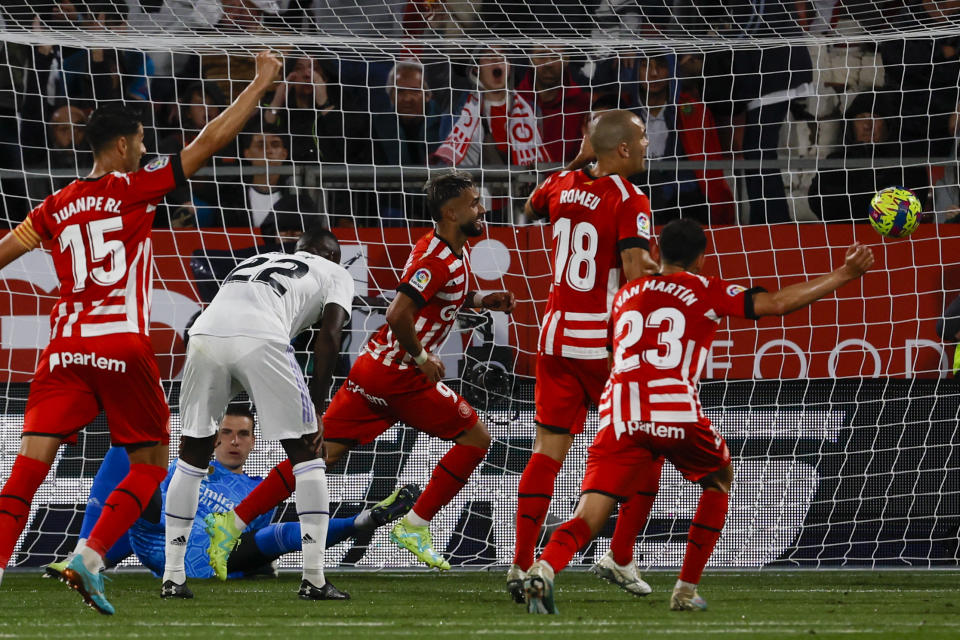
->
[433,92,551,166]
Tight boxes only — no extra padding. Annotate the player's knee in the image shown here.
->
[532,428,573,461]
[178,434,216,469]
[281,435,320,467]
[458,420,491,450]
[573,492,617,535]
[699,464,733,494]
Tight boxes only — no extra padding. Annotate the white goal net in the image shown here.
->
[2,0,960,571]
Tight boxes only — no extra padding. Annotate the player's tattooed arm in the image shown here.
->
[752,243,874,317]
[386,292,445,382]
[310,302,350,414]
[466,290,516,313]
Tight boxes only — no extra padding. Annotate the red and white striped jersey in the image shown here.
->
[13,155,184,340]
[364,230,471,370]
[601,271,761,427]
[529,168,652,360]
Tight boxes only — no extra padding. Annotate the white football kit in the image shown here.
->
[181,250,354,441]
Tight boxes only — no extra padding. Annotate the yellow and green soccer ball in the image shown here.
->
[868,186,921,238]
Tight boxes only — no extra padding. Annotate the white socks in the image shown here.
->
[536,559,555,581]
[79,546,104,573]
[162,459,207,584]
[675,579,697,592]
[293,459,329,587]
[404,510,430,528]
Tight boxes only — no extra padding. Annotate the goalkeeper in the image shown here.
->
[47,405,418,596]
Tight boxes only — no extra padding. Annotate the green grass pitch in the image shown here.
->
[1,570,958,639]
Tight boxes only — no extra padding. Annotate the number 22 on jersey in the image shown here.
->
[224,255,310,296]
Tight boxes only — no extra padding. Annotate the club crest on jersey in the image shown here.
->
[410,268,432,292]
[458,400,472,418]
[636,213,650,237]
[726,284,747,297]
[144,156,169,172]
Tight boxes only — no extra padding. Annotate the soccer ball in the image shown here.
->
[868,187,921,238]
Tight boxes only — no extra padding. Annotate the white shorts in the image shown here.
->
[179,334,317,441]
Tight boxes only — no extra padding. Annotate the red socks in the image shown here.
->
[609,460,663,565]
[539,516,592,574]
[412,444,486,521]
[0,455,51,568]
[679,489,729,584]
[512,452,563,569]
[236,459,294,525]
[86,463,168,557]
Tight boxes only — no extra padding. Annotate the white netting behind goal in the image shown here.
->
[2,1,960,572]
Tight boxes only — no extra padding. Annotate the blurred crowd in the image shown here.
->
[0,0,959,233]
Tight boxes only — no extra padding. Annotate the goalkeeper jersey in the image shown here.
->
[129,460,274,579]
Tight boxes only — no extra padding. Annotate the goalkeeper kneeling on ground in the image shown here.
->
[46,404,419,596]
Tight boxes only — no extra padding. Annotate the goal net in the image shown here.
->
[1,0,959,572]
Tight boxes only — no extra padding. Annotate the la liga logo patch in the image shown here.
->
[144,156,169,172]
[726,284,746,297]
[636,213,650,237]
[410,268,432,292]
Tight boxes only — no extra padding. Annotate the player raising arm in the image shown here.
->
[508,110,660,603]
[524,219,874,614]
[0,50,281,615]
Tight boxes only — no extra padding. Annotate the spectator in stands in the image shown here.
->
[628,52,735,225]
[878,2,960,158]
[44,105,91,176]
[22,4,148,116]
[58,3,152,104]
[263,56,342,163]
[158,81,229,153]
[260,55,376,227]
[729,1,814,224]
[21,105,92,205]
[374,60,451,166]
[156,81,233,228]
[434,46,549,167]
[807,92,930,222]
[371,60,452,222]
[514,46,591,164]
[219,129,321,229]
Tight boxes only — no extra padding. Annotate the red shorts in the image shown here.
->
[24,334,170,447]
[582,420,730,499]
[534,354,609,435]
[323,354,479,446]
